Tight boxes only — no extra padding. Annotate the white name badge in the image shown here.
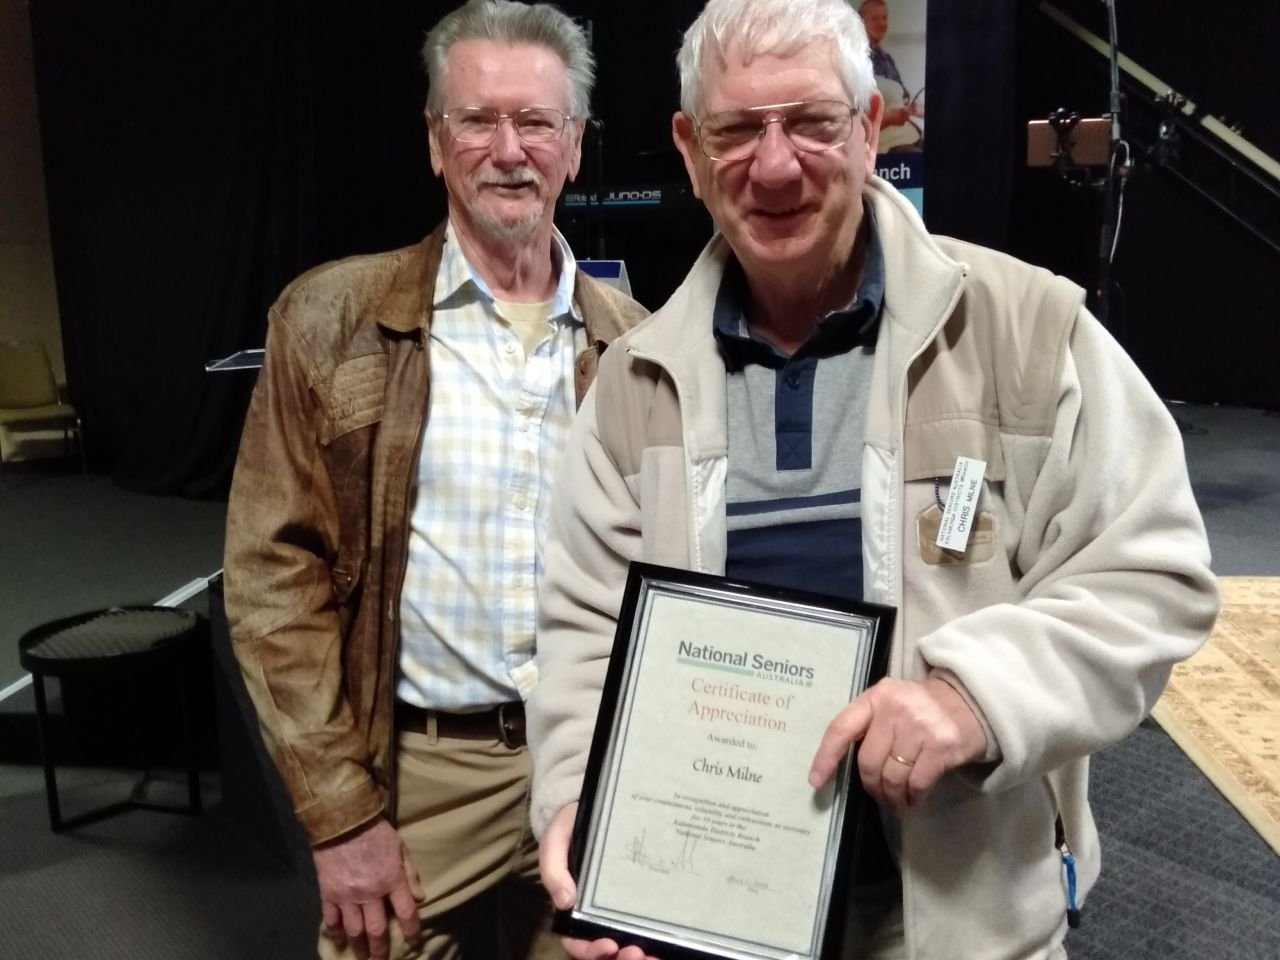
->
[936,456,987,553]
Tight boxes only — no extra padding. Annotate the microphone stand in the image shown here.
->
[1098,0,1193,433]
[587,117,606,260]
[1095,0,1123,326]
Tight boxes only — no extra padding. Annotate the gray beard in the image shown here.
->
[472,200,546,244]
[472,168,547,243]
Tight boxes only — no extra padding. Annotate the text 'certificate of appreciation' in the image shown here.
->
[560,563,894,960]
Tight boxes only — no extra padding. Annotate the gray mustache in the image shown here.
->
[478,169,543,188]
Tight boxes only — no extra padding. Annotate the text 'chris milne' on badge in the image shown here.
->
[936,456,987,553]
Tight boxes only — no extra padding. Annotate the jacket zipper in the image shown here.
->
[890,271,968,960]
[1055,816,1083,928]
[889,272,967,674]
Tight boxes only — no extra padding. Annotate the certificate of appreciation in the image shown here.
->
[557,563,894,960]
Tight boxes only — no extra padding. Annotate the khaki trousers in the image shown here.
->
[318,727,565,960]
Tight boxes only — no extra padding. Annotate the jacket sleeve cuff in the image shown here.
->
[294,776,387,846]
[531,775,585,839]
[930,667,1001,764]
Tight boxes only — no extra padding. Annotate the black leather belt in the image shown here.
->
[395,701,526,748]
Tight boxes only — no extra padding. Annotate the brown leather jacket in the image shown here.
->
[223,222,647,844]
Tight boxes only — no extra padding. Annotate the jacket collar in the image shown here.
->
[375,222,448,336]
[869,178,967,347]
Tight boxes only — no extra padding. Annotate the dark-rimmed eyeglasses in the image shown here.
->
[694,100,857,163]
[440,106,574,145]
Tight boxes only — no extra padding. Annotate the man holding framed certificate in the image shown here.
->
[526,0,1219,957]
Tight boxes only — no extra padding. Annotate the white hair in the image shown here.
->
[676,0,876,117]
[422,0,595,118]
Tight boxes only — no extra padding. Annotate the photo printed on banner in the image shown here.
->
[852,0,926,214]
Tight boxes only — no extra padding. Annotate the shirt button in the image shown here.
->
[786,374,801,389]
[505,343,517,355]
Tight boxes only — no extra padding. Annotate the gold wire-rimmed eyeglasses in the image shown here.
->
[440,106,574,145]
[694,99,857,163]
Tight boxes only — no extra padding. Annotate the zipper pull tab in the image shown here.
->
[1060,843,1081,928]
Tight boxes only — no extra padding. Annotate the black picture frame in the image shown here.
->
[555,562,895,960]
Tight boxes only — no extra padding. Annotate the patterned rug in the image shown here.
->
[1151,577,1280,855]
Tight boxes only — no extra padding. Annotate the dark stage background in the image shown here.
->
[29,0,1278,495]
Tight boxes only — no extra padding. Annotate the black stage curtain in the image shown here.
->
[29,1,443,495]
[923,0,1018,250]
[30,0,1021,495]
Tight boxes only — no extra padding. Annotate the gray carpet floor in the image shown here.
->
[1070,720,1280,958]
[1174,403,1280,576]
[0,766,317,955]
[1,403,1277,958]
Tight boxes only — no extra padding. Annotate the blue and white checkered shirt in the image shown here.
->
[396,222,585,711]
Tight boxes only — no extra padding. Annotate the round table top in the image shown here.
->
[18,606,200,673]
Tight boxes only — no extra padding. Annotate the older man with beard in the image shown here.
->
[223,2,645,959]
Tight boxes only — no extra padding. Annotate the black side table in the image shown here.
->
[18,606,205,831]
